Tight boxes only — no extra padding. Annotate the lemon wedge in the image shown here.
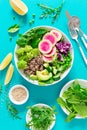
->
[10,0,28,15]
[4,64,14,85]
[0,53,12,70]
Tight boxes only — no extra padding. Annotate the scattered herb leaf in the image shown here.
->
[8,24,20,33]
[13,16,16,20]
[9,36,12,41]
[6,99,21,119]
[37,0,64,23]
[32,14,36,18]
[0,85,2,93]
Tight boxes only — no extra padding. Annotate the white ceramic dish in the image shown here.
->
[26,103,56,130]
[9,84,29,105]
[59,79,87,119]
[14,26,74,86]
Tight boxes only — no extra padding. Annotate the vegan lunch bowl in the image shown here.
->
[14,26,74,86]
[26,103,56,130]
[58,79,87,122]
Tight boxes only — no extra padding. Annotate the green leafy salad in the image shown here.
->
[15,27,72,85]
[57,80,87,122]
[26,105,56,130]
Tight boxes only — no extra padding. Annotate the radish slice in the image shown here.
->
[43,55,53,63]
[43,33,57,46]
[38,40,52,54]
[51,30,62,42]
[44,47,56,57]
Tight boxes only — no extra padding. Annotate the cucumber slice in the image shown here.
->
[53,73,61,80]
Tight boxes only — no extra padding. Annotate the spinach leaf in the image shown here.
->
[73,103,87,117]
[8,24,20,33]
[57,97,71,112]
[65,112,76,122]
[16,28,49,47]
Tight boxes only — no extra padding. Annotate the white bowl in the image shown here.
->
[26,103,56,130]
[59,79,87,119]
[14,26,74,86]
[9,84,29,105]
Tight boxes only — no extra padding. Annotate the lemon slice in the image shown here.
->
[4,64,14,85]
[10,0,28,15]
[0,53,12,70]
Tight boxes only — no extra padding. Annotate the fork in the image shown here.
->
[69,28,87,65]
[66,11,87,49]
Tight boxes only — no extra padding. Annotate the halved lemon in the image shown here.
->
[4,64,14,85]
[10,0,28,15]
[0,53,12,70]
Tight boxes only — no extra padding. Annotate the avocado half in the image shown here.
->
[36,69,52,81]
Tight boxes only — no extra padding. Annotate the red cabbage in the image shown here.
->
[56,41,71,55]
[56,41,71,61]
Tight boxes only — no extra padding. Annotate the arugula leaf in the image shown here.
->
[8,24,20,33]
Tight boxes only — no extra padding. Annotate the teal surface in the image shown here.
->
[0,0,87,130]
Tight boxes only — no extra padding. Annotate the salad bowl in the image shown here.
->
[14,26,74,86]
[26,103,56,130]
[59,79,87,119]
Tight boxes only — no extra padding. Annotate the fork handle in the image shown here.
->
[79,46,87,65]
[76,28,87,49]
[76,39,87,65]
[79,29,87,41]
[81,37,87,49]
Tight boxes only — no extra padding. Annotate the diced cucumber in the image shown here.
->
[52,66,58,75]
[43,63,49,68]
[58,66,64,72]
[53,73,61,80]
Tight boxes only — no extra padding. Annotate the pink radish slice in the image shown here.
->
[43,55,53,63]
[51,30,62,42]
[38,40,52,54]
[43,33,57,46]
[44,47,56,57]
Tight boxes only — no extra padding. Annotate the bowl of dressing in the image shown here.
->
[9,84,29,105]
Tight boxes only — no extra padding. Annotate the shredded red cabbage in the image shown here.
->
[56,41,71,61]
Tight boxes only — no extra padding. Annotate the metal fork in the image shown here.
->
[66,11,87,49]
[69,28,87,65]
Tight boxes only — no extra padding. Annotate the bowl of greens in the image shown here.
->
[57,79,87,122]
[14,26,74,86]
[26,103,56,130]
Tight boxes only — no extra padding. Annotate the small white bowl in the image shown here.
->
[59,79,87,119]
[9,84,29,105]
[26,103,56,130]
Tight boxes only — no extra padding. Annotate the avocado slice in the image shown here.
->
[36,69,52,81]
[29,74,37,80]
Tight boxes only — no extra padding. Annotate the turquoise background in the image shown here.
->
[0,0,87,130]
